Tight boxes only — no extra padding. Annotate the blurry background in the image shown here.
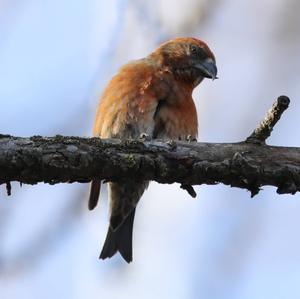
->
[0,0,300,298]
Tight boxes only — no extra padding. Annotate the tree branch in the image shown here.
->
[246,95,290,144]
[0,96,298,197]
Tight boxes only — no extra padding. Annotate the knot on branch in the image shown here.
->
[231,152,261,197]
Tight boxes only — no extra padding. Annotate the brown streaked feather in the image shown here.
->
[93,60,171,139]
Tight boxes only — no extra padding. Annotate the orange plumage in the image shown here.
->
[89,37,217,262]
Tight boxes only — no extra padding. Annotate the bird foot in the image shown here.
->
[139,133,151,141]
[186,135,197,143]
[166,140,177,150]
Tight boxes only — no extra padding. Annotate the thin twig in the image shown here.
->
[180,184,197,198]
[6,182,11,196]
[246,95,290,144]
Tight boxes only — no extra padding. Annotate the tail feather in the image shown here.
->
[100,208,136,263]
[88,180,101,210]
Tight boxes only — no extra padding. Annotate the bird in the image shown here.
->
[89,37,217,263]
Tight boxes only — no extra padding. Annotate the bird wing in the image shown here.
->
[89,59,171,218]
[93,60,171,139]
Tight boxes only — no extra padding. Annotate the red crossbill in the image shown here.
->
[89,37,217,263]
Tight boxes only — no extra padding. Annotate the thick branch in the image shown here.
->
[0,96,297,197]
[0,134,299,197]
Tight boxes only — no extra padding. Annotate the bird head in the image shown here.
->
[151,37,217,87]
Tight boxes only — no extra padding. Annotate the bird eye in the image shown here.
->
[190,45,206,59]
[190,45,198,54]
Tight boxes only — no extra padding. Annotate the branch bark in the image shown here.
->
[0,96,298,197]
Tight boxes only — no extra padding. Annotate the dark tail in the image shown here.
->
[88,180,101,210]
[99,208,136,263]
